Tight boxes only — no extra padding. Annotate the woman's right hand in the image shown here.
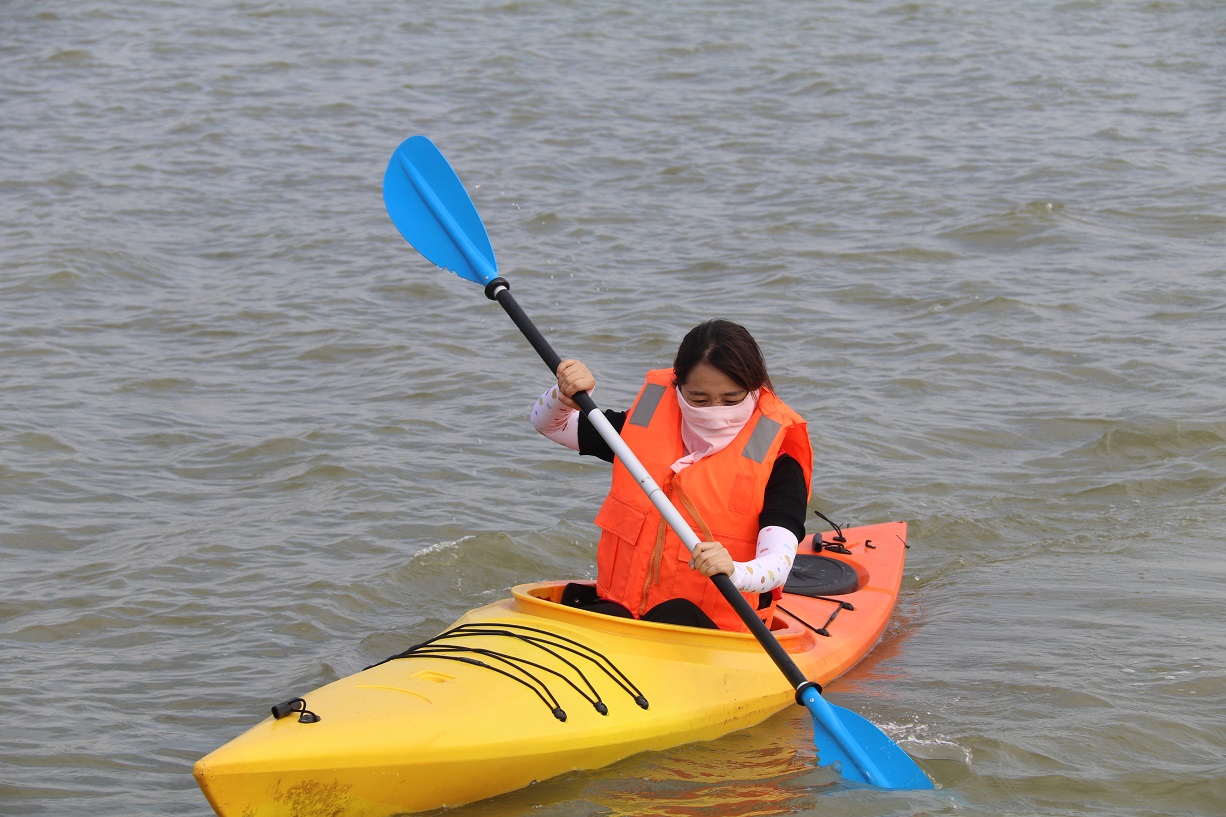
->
[555,359,595,410]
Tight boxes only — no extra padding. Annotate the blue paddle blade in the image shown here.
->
[799,685,935,790]
[382,135,498,286]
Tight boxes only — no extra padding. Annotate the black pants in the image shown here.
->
[560,583,718,629]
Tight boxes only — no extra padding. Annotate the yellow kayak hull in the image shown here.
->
[195,522,908,816]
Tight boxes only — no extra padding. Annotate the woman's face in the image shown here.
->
[678,363,749,407]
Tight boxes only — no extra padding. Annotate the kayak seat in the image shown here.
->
[784,555,860,597]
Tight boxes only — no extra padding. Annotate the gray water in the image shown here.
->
[3,1,1224,815]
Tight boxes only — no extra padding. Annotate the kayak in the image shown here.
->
[195,521,910,816]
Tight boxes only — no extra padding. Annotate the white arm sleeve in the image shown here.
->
[530,385,581,451]
[730,526,799,592]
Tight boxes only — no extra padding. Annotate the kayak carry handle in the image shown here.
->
[271,697,321,723]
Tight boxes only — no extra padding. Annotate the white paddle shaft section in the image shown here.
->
[584,408,703,556]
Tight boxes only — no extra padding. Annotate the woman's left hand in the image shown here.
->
[689,540,734,578]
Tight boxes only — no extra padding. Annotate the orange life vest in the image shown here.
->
[593,369,813,632]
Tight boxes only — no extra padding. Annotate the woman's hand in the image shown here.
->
[555,359,595,410]
[689,539,734,578]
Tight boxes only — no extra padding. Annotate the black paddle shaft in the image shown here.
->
[483,276,816,698]
[483,277,590,407]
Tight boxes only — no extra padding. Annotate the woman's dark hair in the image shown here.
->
[672,319,772,392]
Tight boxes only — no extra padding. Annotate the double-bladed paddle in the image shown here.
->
[382,135,934,791]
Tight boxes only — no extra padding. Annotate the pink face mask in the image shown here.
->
[671,388,759,473]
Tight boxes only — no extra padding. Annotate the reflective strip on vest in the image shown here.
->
[628,383,667,427]
[741,415,781,463]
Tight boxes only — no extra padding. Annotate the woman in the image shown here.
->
[531,320,813,632]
